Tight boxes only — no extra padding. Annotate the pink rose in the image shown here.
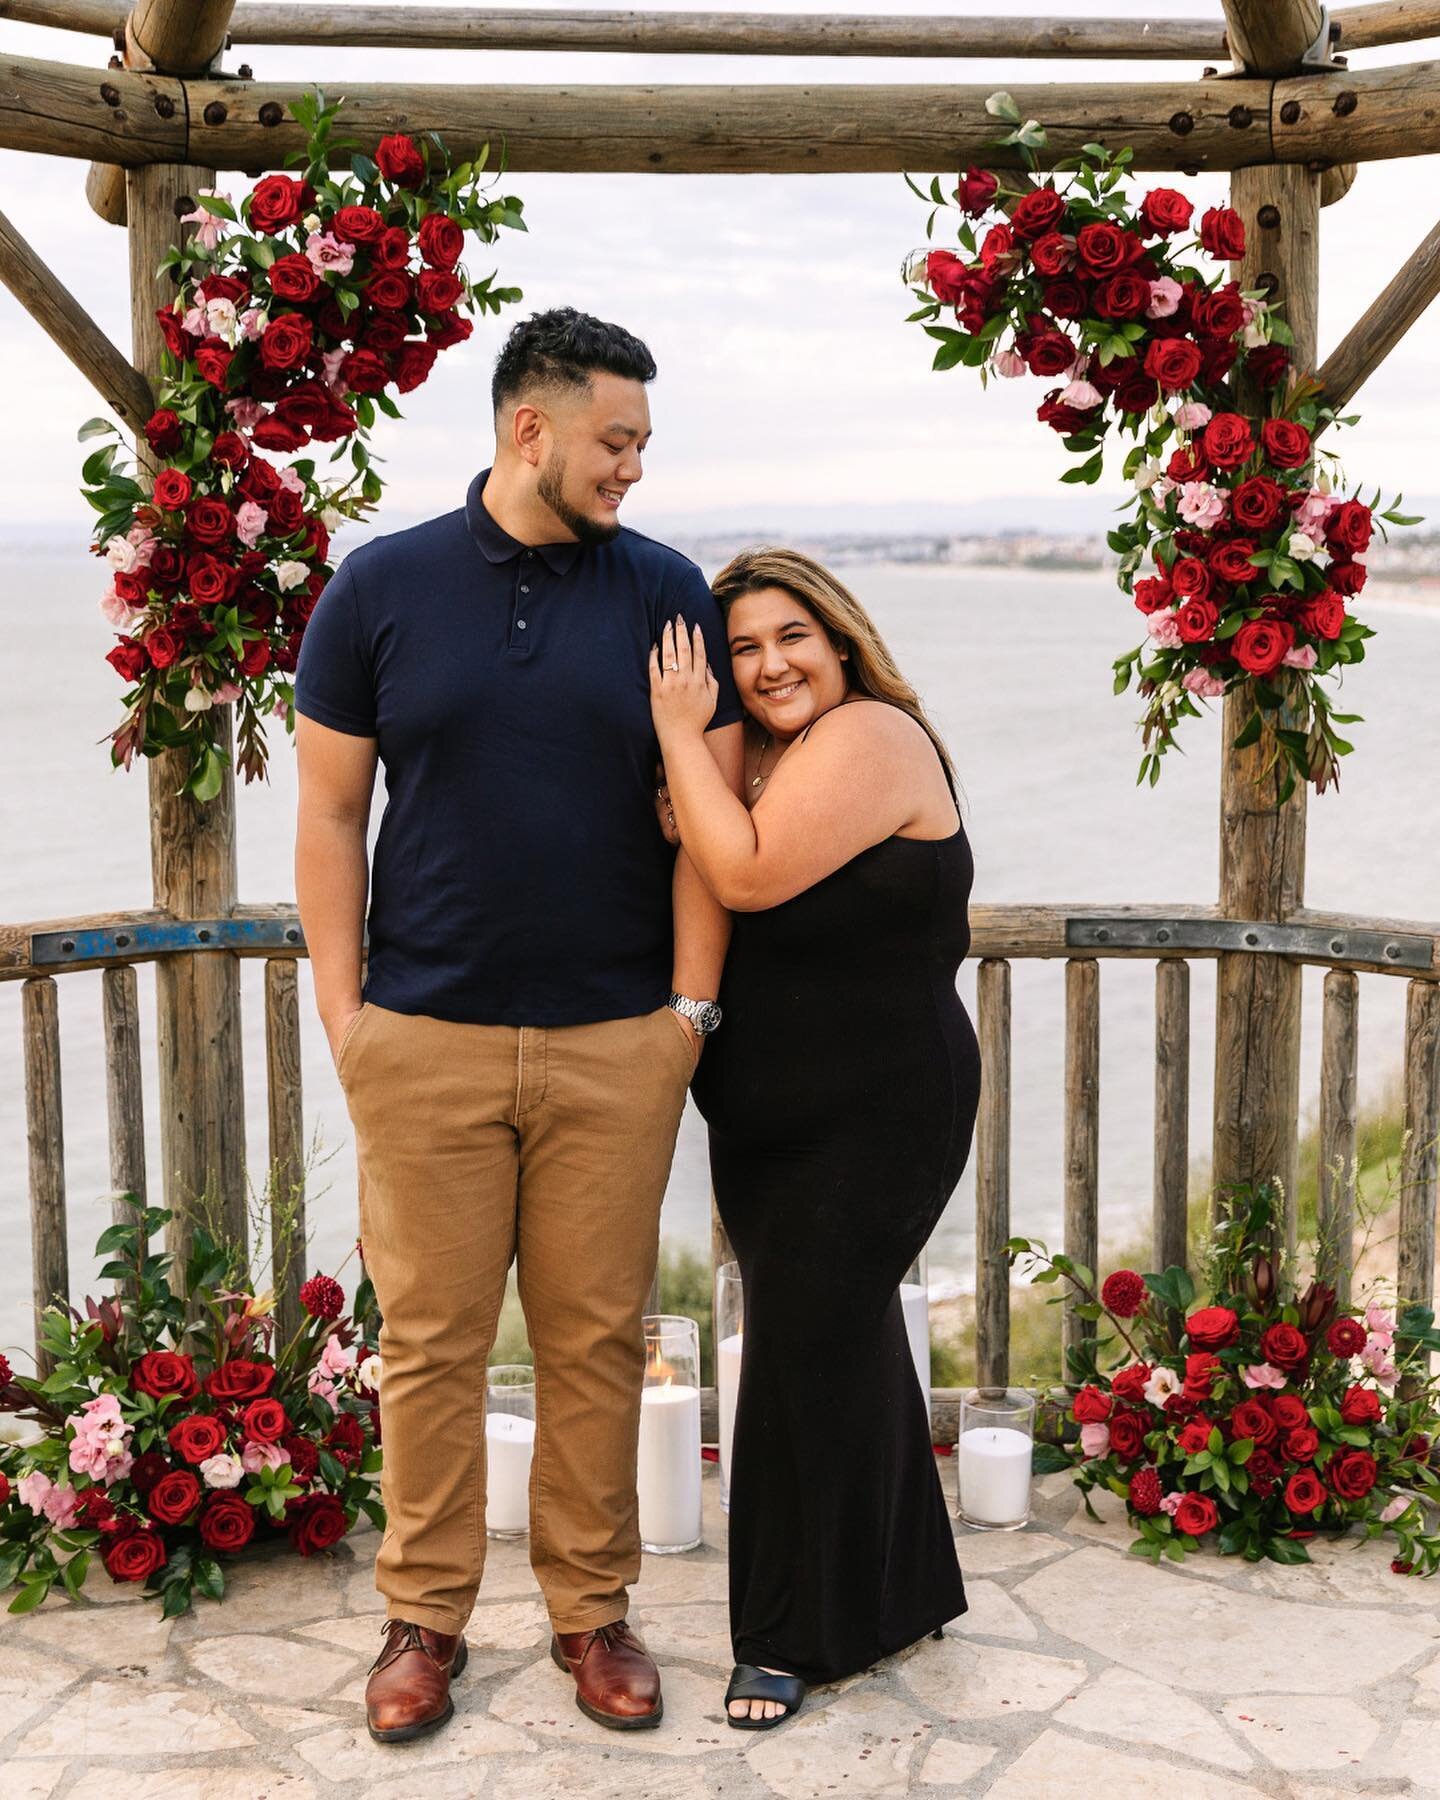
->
[1182,667,1225,699]
[1146,610,1184,649]
[235,501,268,548]
[305,231,356,277]
[1282,644,1318,670]
[1079,1422,1111,1459]
[1172,401,1212,430]
[1146,276,1183,319]
[1242,1363,1287,1390]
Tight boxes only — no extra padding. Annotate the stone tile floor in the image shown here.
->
[3,1459,1440,1798]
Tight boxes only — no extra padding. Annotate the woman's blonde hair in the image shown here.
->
[710,546,958,794]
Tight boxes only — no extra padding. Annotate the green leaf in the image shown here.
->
[78,416,116,442]
[161,1577,194,1619]
[1031,1442,1073,1475]
[93,1222,138,1256]
[61,1550,90,1599]
[985,91,1023,124]
[1264,1535,1312,1565]
[192,1555,225,1602]
[8,1578,51,1615]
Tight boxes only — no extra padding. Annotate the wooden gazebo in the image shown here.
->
[2,0,1439,1409]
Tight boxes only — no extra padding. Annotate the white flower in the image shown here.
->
[0,1414,46,1449]
[183,686,215,713]
[1133,460,1163,493]
[1143,1366,1181,1408]
[105,536,141,574]
[1287,531,1318,562]
[205,297,239,344]
[320,505,343,533]
[356,1354,383,1393]
[275,561,310,593]
[199,1452,244,1489]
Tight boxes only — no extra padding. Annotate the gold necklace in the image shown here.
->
[751,731,772,789]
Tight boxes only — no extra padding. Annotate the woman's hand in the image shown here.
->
[649,616,718,745]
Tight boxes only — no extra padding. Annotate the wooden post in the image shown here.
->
[127,159,247,1267]
[974,958,1012,1391]
[1397,980,1440,1313]
[1153,959,1190,1279]
[1211,154,1320,1224]
[102,964,148,1298]
[1223,0,1325,72]
[1063,959,1100,1367]
[23,978,68,1372]
[1317,970,1359,1303]
[264,959,305,1337]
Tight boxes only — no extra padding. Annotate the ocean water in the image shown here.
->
[3,546,1438,1354]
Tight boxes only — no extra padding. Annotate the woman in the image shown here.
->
[648,548,979,1730]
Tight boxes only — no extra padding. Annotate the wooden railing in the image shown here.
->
[6,899,1440,1408]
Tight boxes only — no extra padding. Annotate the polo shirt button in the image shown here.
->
[517,619,527,629]
[520,585,530,594]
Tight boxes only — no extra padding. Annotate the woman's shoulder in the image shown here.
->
[800,697,932,756]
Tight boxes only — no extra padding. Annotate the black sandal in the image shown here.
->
[724,1663,806,1731]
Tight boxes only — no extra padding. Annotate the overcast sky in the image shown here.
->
[3,0,1439,536]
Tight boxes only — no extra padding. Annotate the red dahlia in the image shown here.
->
[1101,1270,1146,1318]
[300,1275,345,1321]
[1327,1317,1366,1358]
[1129,1467,1163,1516]
[0,1352,12,1389]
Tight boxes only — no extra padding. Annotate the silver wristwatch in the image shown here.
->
[669,992,723,1035]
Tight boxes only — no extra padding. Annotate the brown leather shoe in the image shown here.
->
[550,1620,663,1729]
[366,1618,470,1744]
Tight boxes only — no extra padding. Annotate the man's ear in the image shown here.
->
[510,401,546,466]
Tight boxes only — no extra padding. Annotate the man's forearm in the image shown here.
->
[672,845,730,1001]
[295,811,370,1027]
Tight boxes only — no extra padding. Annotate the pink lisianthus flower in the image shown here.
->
[1079,1422,1111,1459]
[1159,1491,1185,1517]
[66,1394,134,1485]
[991,348,1027,379]
[1146,276,1183,319]
[238,306,267,342]
[278,466,305,497]
[125,525,157,567]
[1059,378,1103,410]
[1242,1362,1287,1390]
[1173,401,1212,431]
[1282,644,1318,670]
[1146,610,1184,650]
[1364,1301,1396,1347]
[225,396,266,430]
[235,501,269,549]
[1177,481,1227,529]
[1362,1340,1399,1389]
[305,230,355,277]
[181,304,209,339]
[1182,668,1226,700]
[241,1440,289,1475]
[321,347,349,390]
[213,681,243,705]
[17,1470,81,1529]
[1379,1494,1413,1524]
[100,588,134,627]
[179,189,231,252]
[1293,490,1338,537]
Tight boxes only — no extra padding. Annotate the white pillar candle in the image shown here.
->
[638,1380,702,1550]
[717,1332,743,1504]
[485,1411,535,1536]
[958,1426,1033,1527]
[900,1282,930,1397]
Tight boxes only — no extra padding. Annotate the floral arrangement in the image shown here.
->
[906,94,1419,796]
[80,90,524,799]
[0,1206,382,1616]
[1011,1184,1440,1573]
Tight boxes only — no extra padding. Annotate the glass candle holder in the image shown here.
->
[899,1250,931,1399]
[714,1261,744,1513]
[485,1364,535,1540]
[956,1388,1035,1531]
[638,1314,703,1553]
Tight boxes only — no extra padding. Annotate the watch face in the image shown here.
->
[696,1001,723,1034]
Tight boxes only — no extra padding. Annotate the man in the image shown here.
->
[294,308,743,1743]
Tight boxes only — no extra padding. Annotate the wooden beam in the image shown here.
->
[1223,0,1326,72]
[0,54,184,162]
[1336,1,1440,50]
[1316,214,1440,412]
[1320,162,1357,206]
[0,205,153,429]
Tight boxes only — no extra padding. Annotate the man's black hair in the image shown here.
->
[491,307,657,413]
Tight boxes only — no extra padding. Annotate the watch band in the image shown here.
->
[668,992,722,1034]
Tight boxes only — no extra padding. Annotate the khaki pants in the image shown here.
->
[338,1001,694,1635]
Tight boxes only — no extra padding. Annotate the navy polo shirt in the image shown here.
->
[295,471,742,1026]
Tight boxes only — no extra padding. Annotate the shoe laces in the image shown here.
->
[372,1618,431,1673]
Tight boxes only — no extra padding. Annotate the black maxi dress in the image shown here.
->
[691,791,981,1686]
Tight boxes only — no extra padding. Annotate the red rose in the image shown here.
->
[1108,1410,1148,1462]
[1327,500,1373,555]
[209,430,250,471]
[1183,1352,1220,1402]
[1261,418,1311,469]
[1075,220,1132,274]
[1176,1417,1214,1456]
[1186,1306,1240,1350]
[289,1492,349,1557]
[249,173,308,235]
[1176,598,1219,644]
[1011,187,1067,239]
[1115,372,1158,414]
[341,349,390,393]
[978,222,1016,272]
[1028,231,1073,279]
[238,458,281,504]
[144,626,182,670]
[185,496,233,547]
[152,469,193,512]
[1094,273,1151,322]
[253,416,309,453]
[333,204,386,244]
[1327,559,1366,597]
[1173,1493,1220,1538]
[102,1527,167,1584]
[1231,476,1287,532]
[955,167,998,215]
[1229,1399,1277,1444]
[363,314,408,354]
[236,639,272,679]
[198,1492,256,1553]
[1022,328,1075,379]
[144,408,183,454]
[301,517,330,564]
[427,311,473,350]
[418,213,465,270]
[1200,205,1246,260]
[415,268,464,315]
[1284,1425,1320,1462]
[1327,1317,1367,1358]
[1327,1446,1378,1501]
[1202,413,1255,471]
[377,132,426,186]
[1285,1468,1325,1515]
[1170,558,1212,604]
[195,343,234,390]
[1248,1445,1282,1495]
[147,1469,202,1526]
[327,1412,367,1467]
[268,253,322,303]
[112,571,148,607]
[1144,336,1202,392]
[1072,1385,1112,1424]
[274,385,336,434]
[1259,1322,1309,1370]
[261,313,313,372]
[393,340,439,394]
[1111,1363,1152,1402]
[155,307,191,360]
[1133,574,1173,615]
[1340,1385,1382,1427]
[371,225,412,269]
[1210,539,1258,584]
[925,250,969,305]
[167,1413,226,1465]
[241,1397,289,1444]
[187,554,237,607]
[1190,287,1246,341]
[1246,343,1290,389]
[1129,1467,1164,1516]
[1271,1394,1309,1431]
[204,1359,275,1402]
[1041,276,1087,320]
[1100,1270,1146,1319]
[1232,618,1296,676]
[132,1350,199,1400]
[1139,188,1193,235]
[268,487,305,534]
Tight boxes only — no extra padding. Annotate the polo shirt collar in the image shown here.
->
[466,470,583,575]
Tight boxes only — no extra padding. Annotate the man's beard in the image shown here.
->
[537,451,622,545]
